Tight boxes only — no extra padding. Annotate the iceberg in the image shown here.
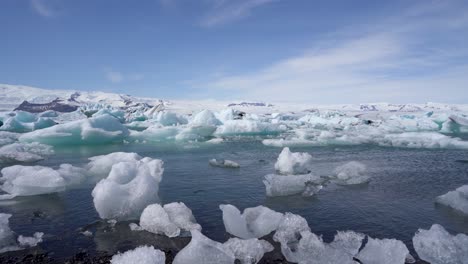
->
[0,111,56,133]
[87,152,142,177]
[436,185,468,215]
[355,237,409,264]
[0,164,86,198]
[111,245,166,264]
[274,147,313,175]
[263,173,324,197]
[223,237,273,264]
[333,161,370,185]
[173,230,235,264]
[0,142,53,163]
[19,114,129,145]
[92,157,164,220]
[273,212,311,261]
[219,204,284,239]
[209,159,240,168]
[413,224,468,264]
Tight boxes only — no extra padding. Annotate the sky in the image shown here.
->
[1,0,468,104]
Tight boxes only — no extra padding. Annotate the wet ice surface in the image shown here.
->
[1,139,468,261]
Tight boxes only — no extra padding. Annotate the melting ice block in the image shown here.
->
[139,202,201,237]
[333,161,370,185]
[87,152,142,177]
[355,237,409,264]
[274,147,313,175]
[220,204,284,239]
[92,157,164,220]
[263,173,324,197]
[209,159,240,168]
[413,224,468,264]
[0,142,53,163]
[17,232,44,247]
[436,185,468,215]
[19,114,129,145]
[224,237,273,264]
[0,164,86,198]
[173,230,235,264]
[111,245,166,264]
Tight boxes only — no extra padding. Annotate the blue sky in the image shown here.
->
[1,0,468,103]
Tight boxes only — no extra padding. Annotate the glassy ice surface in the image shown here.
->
[1,138,468,260]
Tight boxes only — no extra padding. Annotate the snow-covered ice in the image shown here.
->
[413,224,468,264]
[111,245,166,264]
[274,147,313,175]
[333,161,370,185]
[436,185,468,215]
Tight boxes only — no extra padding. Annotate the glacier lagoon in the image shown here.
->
[1,138,468,262]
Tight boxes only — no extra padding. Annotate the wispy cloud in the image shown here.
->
[30,0,58,17]
[201,0,275,27]
[105,68,144,84]
[200,1,468,103]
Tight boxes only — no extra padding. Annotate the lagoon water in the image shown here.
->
[1,137,468,260]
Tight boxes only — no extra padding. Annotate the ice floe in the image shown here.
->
[332,161,370,185]
[111,245,166,264]
[413,224,468,264]
[436,185,468,215]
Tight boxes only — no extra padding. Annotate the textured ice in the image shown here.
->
[153,111,188,126]
[190,110,221,127]
[274,147,313,175]
[224,237,273,264]
[111,245,166,264]
[17,232,44,247]
[413,224,468,264]
[0,111,56,132]
[333,161,370,185]
[0,131,19,146]
[436,185,468,215]
[273,212,310,245]
[0,142,53,163]
[220,204,284,239]
[173,230,235,264]
[215,120,284,136]
[0,164,86,198]
[379,132,468,149]
[92,156,164,220]
[355,237,409,264]
[92,108,125,123]
[87,152,142,177]
[209,159,240,168]
[139,202,201,237]
[19,114,129,145]
[263,173,324,197]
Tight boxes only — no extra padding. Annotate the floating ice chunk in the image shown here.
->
[129,126,179,142]
[413,224,468,264]
[0,131,19,146]
[0,111,56,133]
[176,125,217,141]
[87,152,142,177]
[0,164,86,198]
[333,161,370,185]
[220,204,284,239]
[111,245,166,264]
[206,138,224,144]
[129,223,143,231]
[355,237,409,264]
[17,232,44,247]
[0,142,53,163]
[275,147,313,175]
[209,159,240,168]
[190,110,221,127]
[0,213,19,253]
[215,120,284,136]
[92,157,164,220]
[273,213,311,262]
[139,202,201,237]
[173,230,235,264]
[154,111,188,126]
[93,108,125,123]
[263,174,323,197]
[224,237,273,264]
[380,132,468,149]
[436,185,468,215]
[81,230,93,236]
[19,114,129,145]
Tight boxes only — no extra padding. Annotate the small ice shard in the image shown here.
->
[223,237,273,264]
[173,230,235,264]
[333,161,370,185]
[273,213,311,262]
[17,232,44,247]
[111,245,166,264]
[436,185,468,215]
[355,237,409,264]
[275,147,313,175]
[220,204,284,239]
[19,114,129,145]
[0,164,86,198]
[209,159,240,168]
[263,174,323,197]
[413,224,468,264]
[92,157,164,220]
[0,142,53,163]
[129,223,143,231]
[87,152,142,177]
[81,230,93,236]
[0,213,20,253]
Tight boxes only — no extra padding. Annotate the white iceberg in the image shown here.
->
[209,159,240,168]
[355,237,409,264]
[274,147,313,175]
[263,173,323,197]
[219,204,283,239]
[111,245,166,264]
[224,237,273,264]
[0,142,53,163]
[436,185,468,215]
[333,161,370,185]
[92,157,164,220]
[413,224,468,264]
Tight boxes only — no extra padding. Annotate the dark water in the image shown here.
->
[1,138,468,259]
